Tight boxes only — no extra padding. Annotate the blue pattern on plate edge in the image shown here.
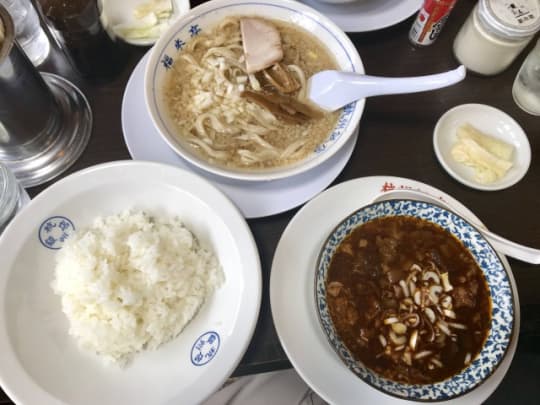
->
[315,200,514,401]
[154,2,357,156]
[38,216,75,250]
[191,331,220,366]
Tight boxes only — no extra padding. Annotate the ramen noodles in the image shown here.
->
[164,17,339,170]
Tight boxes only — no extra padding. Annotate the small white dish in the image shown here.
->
[433,104,531,191]
[144,0,365,182]
[100,0,191,46]
[0,161,261,405]
[299,0,422,32]
[270,175,520,405]
[122,52,359,219]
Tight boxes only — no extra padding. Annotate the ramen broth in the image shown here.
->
[326,216,491,384]
[163,17,339,170]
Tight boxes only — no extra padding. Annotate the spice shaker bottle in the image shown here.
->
[453,0,540,76]
[512,38,540,115]
[36,0,125,79]
[409,0,458,46]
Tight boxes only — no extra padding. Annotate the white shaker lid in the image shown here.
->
[479,0,540,40]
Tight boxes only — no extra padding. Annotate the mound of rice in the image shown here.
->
[52,210,224,365]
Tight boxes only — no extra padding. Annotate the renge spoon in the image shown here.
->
[306,65,466,112]
[373,188,540,265]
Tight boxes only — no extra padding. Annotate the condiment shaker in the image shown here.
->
[513,38,540,115]
[453,0,540,76]
[409,0,458,46]
[36,0,126,79]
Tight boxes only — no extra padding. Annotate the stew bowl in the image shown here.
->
[315,199,514,401]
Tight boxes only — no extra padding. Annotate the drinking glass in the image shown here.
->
[0,162,28,233]
[0,4,92,187]
[512,39,540,116]
[0,0,50,66]
[0,162,20,232]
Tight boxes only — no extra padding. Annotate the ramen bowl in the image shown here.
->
[315,199,514,401]
[144,0,364,181]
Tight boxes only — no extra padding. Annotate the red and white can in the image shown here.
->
[409,0,458,46]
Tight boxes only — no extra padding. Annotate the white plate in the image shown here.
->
[122,52,359,219]
[299,0,422,32]
[0,161,261,405]
[433,104,531,191]
[100,0,191,46]
[270,176,520,405]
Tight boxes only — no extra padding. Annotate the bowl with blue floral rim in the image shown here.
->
[143,0,364,182]
[314,199,515,401]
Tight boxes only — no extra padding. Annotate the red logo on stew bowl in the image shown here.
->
[315,199,514,401]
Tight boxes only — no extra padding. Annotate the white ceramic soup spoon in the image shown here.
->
[306,65,466,111]
[373,189,540,265]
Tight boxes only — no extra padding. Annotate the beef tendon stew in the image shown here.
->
[326,216,491,385]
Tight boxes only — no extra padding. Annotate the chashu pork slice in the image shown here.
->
[240,17,284,74]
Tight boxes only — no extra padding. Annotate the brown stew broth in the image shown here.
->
[326,216,491,384]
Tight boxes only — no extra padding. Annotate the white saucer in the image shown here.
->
[270,176,520,405]
[433,104,531,191]
[121,52,359,219]
[300,0,422,32]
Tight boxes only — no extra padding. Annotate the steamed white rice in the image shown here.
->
[52,210,224,365]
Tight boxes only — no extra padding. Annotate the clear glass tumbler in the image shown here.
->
[513,39,540,116]
[0,162,22,233]
[0,0,50,66]
[0,4,92,187]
